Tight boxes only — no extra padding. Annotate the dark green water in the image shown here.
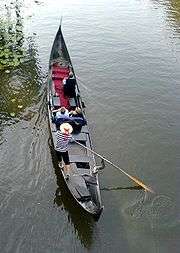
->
[0,0,180,252]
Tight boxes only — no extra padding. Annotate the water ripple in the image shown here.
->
[123,193,179,231]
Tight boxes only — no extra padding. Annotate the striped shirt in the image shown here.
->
[55,130,72,152]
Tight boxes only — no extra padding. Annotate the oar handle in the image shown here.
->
[73,139,154,193]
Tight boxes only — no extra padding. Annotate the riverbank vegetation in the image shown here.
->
[0,0,25,70]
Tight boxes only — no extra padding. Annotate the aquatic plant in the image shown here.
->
[0,0,26,70]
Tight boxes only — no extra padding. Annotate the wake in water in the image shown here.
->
[122,192,179,231]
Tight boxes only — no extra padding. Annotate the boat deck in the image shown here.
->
[52,64,70,109]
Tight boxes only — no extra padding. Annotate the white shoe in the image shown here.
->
[65,174,70,180]
[92,167,98,174]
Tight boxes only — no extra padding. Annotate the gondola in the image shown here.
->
[47,24,103,219]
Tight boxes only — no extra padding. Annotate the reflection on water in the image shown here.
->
[152,0,180,32]
[0,0,43,128]
[0,37,43,126]
[50,141,96,250]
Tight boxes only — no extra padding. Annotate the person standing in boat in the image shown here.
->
[63,72,76,98]
[55,123,73,180]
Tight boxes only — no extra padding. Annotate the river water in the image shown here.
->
[0,0,180,252]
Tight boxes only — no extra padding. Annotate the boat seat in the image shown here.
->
[52,74,63,80]
[51,123,57,132]
[82,174,97,185]
[69,97,76,108]
[81,125,89,133]
[67,163,91,201]
[71,163,84,173]
[71,164,97,185]
[72,133,87,142]
[66,182,82,200]
[72,163,89,173]
[71,176,91,201]
[52,68,69,75]
[77,168,90,175]
[52,96,61,107]
[69,155,90,163]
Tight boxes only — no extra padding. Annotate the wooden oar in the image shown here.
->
[73,139,154,193]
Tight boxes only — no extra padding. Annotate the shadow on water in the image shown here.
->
[49,140,96,250]
[101,185,143,191]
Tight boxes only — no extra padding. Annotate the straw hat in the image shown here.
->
[60,123,73,134]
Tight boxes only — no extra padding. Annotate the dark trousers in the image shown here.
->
[56,151,70,165]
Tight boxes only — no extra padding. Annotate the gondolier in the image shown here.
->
[55,123,73,180]
[63,71,76,98]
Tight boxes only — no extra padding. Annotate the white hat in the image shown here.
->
[60,123,73,134]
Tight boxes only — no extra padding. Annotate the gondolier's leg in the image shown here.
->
[61,151,71,179]
[56,151,63,168]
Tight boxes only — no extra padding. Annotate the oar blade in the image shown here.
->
[129,175,154,193]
